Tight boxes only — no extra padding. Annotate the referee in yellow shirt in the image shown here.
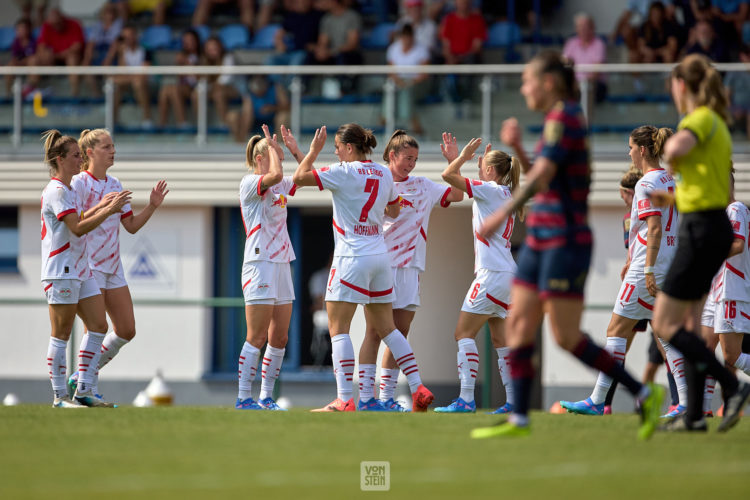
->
[651,54,750,432]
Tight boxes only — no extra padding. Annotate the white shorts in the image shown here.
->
[712,300,750,334]
[461,268,512,319]
[42,277,101,305]
[612,270,664,320]
[325,254,394,304]
[701,289,716,328]
[241,260,294,305]
[392,267,420,311]
[92,267,128,290]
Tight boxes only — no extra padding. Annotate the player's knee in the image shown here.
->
[118,327,136,341]
[247,333,267,349]
[723,349,740,367]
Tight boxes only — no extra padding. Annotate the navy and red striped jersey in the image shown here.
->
[527,100,592,250]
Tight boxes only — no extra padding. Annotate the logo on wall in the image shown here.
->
[123,235,177,294]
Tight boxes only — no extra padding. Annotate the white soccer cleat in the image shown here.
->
[74,388,117,408]
[52,396,86,408]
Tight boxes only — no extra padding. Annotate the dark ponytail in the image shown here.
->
[530,50,579,101]
[336,123,377,156]
[382,129,419,163]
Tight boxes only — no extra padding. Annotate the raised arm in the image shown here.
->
[441,137,483,191]
[293,126,327,187]
[259,123,284,189]
[500,118,532,173]
[280,124,305,164]
[63,191,131,237]
[120,180,169,234]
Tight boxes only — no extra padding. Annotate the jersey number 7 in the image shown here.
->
[359,178,380,222]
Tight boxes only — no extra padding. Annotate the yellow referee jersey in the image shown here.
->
[674,106,732,213]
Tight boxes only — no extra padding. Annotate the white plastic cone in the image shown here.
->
[145,370,173,406]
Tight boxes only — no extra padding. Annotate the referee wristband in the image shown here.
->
[643,266,655,275]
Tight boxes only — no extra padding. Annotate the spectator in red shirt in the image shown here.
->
[438,0,487,65]
[29,7,85,96]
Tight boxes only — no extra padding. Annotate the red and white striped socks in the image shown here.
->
[332,334,355,401]
[77,331,105,392]
[259,346,285,401]
[358,364,376,402]
[382,330,422,393]
[238,342,260,400]
[590,337,627,405]
[97,332,130,370]
[47,337,67,399]
[495,346,514,406]
[379,368,400,401]
[457,338,479,403]
[660,338,688,407]
[703,375,716,413]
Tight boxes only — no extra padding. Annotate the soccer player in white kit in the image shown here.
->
[699,169,750,419]
[235,125,298,410]
[561,126,687,417]
[357,130,463,412]
[39,130,131,408]
[67,129,168,402]
[293,123,434,412]
[433,136,520,413]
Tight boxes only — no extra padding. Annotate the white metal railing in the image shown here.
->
[2,62,748,148]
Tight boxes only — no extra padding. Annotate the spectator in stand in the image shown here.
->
[311,0,363,94]
[267,0,323,69]
[612,0,675,61]
[192,0,275,32]
[82,3,124,96]
[231,75,290,142]
[685,19,730,61]
[396,0,438,59]
[385,24,430,135]
[711,0,748,45]
[104,25,154,129]
[112,0,170,26]
[13,0,47,27]
[562,13,607,105]
[158,29,201,129]
[725,45,750,140]
[5,18,36,95]
[438,0,487,65]
[28,6,85,96]
[201,36,251,141]
[634,1,680,63]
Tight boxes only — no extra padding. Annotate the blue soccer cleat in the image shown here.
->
[434,397,476,413]
[560,397,604,416]
[380,398,408,412]
[661,404,686,419]
[67,371,79,398]
[235,397,264,410]
[488,402,513,415]
[257,397,288,411]
[358,397,388,411]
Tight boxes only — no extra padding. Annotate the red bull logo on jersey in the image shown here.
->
[272,194,287,208]
[399,198,415,209]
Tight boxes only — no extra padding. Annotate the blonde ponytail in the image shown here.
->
[41,129,77,176]
[672,53,730,123]
[78,128,111,171]
[245,135,268,171]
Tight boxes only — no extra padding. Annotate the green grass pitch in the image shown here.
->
[1,405,748,498]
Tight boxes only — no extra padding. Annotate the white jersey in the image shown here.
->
[313,160,398,257]
[384,176,452,270]
[465,179,516,273]
[240,174,297,264]
[71,171,132,274]
[40,178,93,281]
[628,168,677,274]
[715,201,750,302]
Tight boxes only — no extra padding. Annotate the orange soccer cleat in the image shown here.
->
[411,384,434,412]
[310,397,355,412]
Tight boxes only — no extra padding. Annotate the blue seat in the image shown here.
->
[249,23,280,49]
[0,26,15,51]
[486,21,521,48]
[218,24,250,50]
[170,0,199,17]
[141,25,172,50]
[193,24,211,43]
[361,22,396,49]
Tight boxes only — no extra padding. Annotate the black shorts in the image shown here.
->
[648,334,663,364]
[515,243,591,299]
[662,210,733,301]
